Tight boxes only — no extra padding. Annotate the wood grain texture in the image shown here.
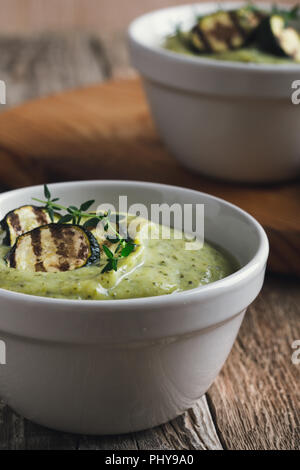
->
[0,79,298,275]
[0,396,222,450]
[0,32,110,109]
[208,274,300,450]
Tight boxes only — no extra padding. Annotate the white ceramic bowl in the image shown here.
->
[0,180,268,434]
[129,2,300,183]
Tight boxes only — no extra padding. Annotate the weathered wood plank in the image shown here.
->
[162,397,223,450]
[0,32,111,109]
[101,31,137,80]
[78,396,223,450]
[0,396,222,450]
[207,274,300,450]
[0,401,79,450]
[0,400,25,450]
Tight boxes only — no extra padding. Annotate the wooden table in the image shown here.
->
[0,32,299,451]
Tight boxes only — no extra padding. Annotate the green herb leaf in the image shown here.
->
[290,4,299,15]
[58,214,73,224]
[80,200,95,212]
[44,184,51,200]
[101,259,117,273]
[47,206,55,223]
[101,263,110,273]
[121,242,135,258]
[272,3,300,21]
[106,236,120,244]
[112,259,118,271]
[83,217,99,229]
[102,245,114,259]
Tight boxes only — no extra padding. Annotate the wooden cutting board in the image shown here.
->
[0,78,298,275]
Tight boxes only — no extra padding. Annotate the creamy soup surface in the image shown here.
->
[0,221,238,300]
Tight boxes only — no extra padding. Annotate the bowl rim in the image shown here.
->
[128,1,300,73]
[0,180,269,307]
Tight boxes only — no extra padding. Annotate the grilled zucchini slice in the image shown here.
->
[190,8,265,53]
[5,224,100,272]
[257,15,300,60]
[232,7,265,38]
[191,11,246,53]
[0,205,55,246]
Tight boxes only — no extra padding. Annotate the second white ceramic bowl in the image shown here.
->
[129,2,300,183]
[0,181,268,434]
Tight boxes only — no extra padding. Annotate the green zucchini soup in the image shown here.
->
[0,187,237,300]
[163,4,300,64]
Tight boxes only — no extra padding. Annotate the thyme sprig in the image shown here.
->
[271,3,300,22]
[32,185,136,273]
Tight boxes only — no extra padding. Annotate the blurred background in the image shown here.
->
[0,0,293,34]
[1,0,207,34]
[0,0,293,107]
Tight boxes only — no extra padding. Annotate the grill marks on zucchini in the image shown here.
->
[232,7,265,38]
[191,25,210,52]
[5,224,100,272]
[177,6,300,61]
[0,205,52,246]
[191,10,262,53]
[30,227,45,272]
